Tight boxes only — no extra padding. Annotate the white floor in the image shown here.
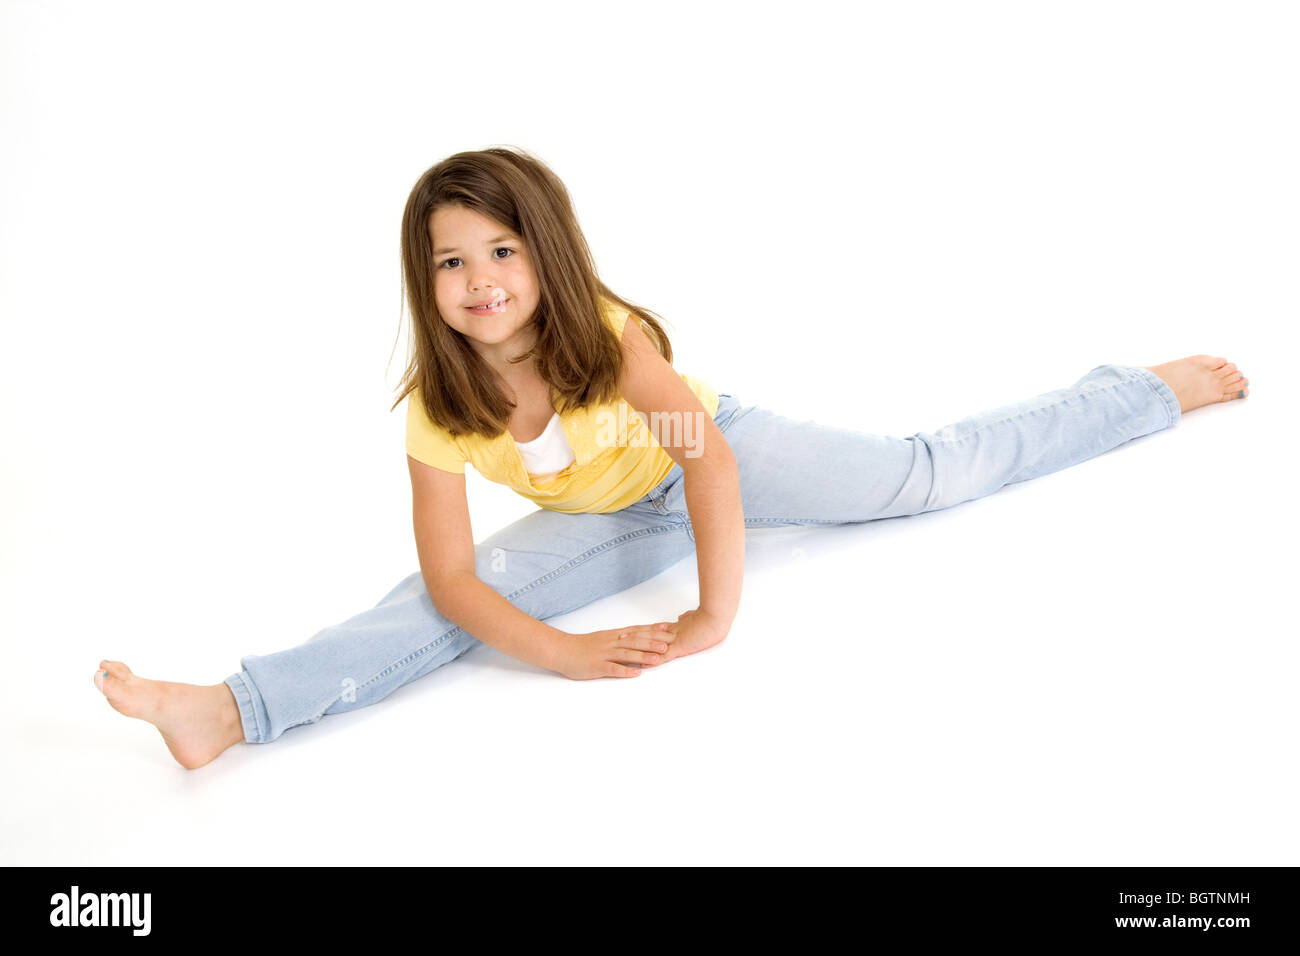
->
[2,1,1295,867]
[5,377,1294,866]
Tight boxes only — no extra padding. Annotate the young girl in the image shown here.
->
[93,146,1250,769]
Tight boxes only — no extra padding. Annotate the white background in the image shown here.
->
[2,0,1296,865]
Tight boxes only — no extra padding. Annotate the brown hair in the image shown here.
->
[390,146,675,439]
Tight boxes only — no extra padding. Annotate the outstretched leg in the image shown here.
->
[659,359,1245,531]
[94,495,698,767]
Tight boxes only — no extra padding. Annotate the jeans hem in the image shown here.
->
[223,671,264,744]
[1131,366,1182,428]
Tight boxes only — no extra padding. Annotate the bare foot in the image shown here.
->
[94,660,245,769]
[1139,355,1250,414]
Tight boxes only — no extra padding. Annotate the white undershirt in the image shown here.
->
[513,411,576,479]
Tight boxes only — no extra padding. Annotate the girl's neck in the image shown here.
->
[473,326,542,384]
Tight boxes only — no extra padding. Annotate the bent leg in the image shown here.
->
[663,365,1180,529]
[223,500,693,744]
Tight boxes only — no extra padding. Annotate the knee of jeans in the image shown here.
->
[878,434,937,517]
[904,432,980,515]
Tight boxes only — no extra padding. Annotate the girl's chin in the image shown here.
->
[464,326,525,347]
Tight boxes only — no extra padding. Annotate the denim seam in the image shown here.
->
[507,523,685,598]
[351,626,463,700]
[928,378,1137,446]
[344,522,685,706]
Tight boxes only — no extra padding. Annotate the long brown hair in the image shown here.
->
[391,146,675,439]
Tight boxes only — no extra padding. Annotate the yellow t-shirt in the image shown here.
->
[405,299,720,514]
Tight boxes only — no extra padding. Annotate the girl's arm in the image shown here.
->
[617,319,744,645]
[409,456,671,678]
[409,457,565,671]
[678,441,743,631]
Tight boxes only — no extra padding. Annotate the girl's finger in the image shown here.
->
[612,634,668,653]
[618,625,670,640]
[613,649,663,667]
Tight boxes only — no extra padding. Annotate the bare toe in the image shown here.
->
[1220,375,1249,403]
[95,660,140,714]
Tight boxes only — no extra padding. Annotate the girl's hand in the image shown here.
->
[553,623,674,680]
[660,607,730,664]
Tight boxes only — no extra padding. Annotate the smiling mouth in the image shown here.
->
[468,298,509,314]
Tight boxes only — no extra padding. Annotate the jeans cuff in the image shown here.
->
[1131,366,1182,428]
[224,671,265,744]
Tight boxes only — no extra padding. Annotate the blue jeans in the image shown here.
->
[224,364,1180,743]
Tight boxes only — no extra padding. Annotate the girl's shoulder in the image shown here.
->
[597,296,641,340]
[404,385,471,474]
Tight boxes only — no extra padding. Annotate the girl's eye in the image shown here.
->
[438,248,514,270]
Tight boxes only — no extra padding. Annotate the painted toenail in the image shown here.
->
[1238,391,1244,398]
[102,670,108,677]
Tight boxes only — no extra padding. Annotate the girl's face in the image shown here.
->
[429,204,541,372]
